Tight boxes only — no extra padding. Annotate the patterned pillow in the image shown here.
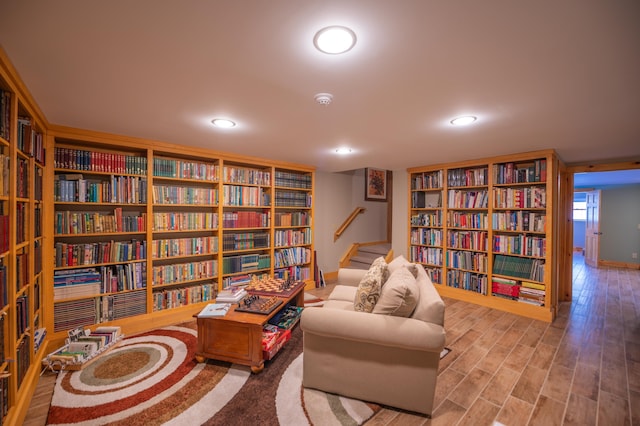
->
[353,257,389,312]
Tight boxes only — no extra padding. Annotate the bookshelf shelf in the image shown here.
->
[408,150,561,322]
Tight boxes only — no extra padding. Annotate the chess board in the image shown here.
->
[234,296,283,315]
[245,278,305,298]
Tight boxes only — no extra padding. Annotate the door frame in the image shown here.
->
[563,159,640,302]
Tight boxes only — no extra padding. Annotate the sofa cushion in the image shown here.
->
[372,266,419,317]
[353,256,389,313]
[328,285,358,302]
[387,255,412,275]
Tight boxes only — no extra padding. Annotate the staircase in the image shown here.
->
[346,243,392,270]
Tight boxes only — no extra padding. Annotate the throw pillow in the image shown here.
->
[387,255,411,275]
[372,266,419,317]
[353,256,389,312]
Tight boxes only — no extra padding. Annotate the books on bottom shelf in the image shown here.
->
[43,325,124,371]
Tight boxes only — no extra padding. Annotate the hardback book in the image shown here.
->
[216,288,247,303]
[198,303,231,318]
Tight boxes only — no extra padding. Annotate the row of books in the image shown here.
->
[274,191,312,207]
[274,247,312,268]
[0,214,8,253]
[153,211,217,231]
[152,260,217,286]
[410,246,443,267]
[54,174,148,203]
[492,211,546,233]
[274,211,311,227]
[448,189,489,209]
[274,265,311,281]
[222,211,270,228]
[493,234,546,257]
[16,336,30,389]
[17,117,45,163]
[1,264,10,307]
[46,326,123,365]
[493,254,545,281]
[411,170,443,190]
[411,211,442,227]
[222,232,270,251]
[446,250,488,273]
[152,185,218,205]
[54,147,147,175]
[411,228,443,246]
[54,209,147,234]
[53,291,147,332]
[274,171,312,189]
[411,191,441,209]
[493,187,546,209]
[448,167,488,187]
[15,202,26,244]
[0,90,10,141]
[223,185,271,207]
[153,157,219,181]
[222,253,270,274]
[16,252,29,290]
[447,230,489,251]
[223,166,271,186]
[152,236,218,259]
[152,282,216,311]
[491,277,546,306]
[54,263,147,299]
[448,211,488,229]
[16,157,29,198]
[274,228,312,247]
[493,160,547,184]
[16,295,29,336]
[54,239,147,267]
[0,153,8,196]
[446,270,488,294]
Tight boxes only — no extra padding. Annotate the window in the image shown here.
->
[573,201,587,220]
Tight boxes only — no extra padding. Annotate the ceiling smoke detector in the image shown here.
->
[314,93,333,105]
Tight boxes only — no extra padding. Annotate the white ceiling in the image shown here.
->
[1,1,639,173]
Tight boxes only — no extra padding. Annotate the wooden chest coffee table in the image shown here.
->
[194,281,305,373]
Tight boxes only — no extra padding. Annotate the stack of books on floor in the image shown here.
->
[43,325,123,371]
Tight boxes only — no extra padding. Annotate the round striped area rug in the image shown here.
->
[46,325,379,426]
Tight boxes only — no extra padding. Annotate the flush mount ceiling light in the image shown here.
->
[211,118,236,128]
[450,115,477,126]
[314,26,357,54]
[335,147,353,155]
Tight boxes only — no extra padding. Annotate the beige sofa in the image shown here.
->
[300,256,446,416]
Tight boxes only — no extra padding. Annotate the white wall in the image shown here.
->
[391,168,408,259]
[314,169,388,272]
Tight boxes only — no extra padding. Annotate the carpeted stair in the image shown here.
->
[348,243,391,269]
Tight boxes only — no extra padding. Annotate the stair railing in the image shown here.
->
[334,207,366,242]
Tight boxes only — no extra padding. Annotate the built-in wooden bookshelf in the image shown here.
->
[0,64,48,425]
[408,150,561,322]
[273,168,314,282]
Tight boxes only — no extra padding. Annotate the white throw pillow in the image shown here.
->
[372,266,419,317]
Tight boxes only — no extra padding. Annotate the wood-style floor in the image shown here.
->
[24,254,639,425]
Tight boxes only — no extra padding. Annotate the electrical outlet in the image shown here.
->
[633,253,639,259]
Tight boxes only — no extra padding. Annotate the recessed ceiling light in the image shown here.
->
[211,118,236,128]
[314,26,357,54]
[335,147,353,155]
[450,116,477,126]
[314,93,333,105]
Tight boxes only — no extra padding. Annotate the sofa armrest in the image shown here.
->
[336,268,367,287]
[301,307,445,353]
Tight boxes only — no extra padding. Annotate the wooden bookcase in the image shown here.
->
[43,131,315,346]
[0,65,47,425]
[408,150,561,322]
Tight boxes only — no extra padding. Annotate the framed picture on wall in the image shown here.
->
[365,167,388,202]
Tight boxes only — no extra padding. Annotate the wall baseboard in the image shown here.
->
[599,260,640,270]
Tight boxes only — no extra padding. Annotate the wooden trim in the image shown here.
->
[599,260,640,270]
